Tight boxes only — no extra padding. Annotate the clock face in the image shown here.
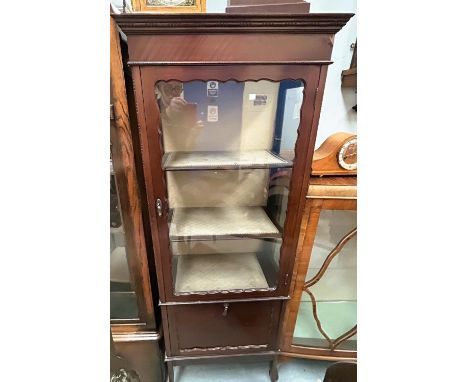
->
[337,137,357,171]
[147,0,194,6]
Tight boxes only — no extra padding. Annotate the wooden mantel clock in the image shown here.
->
[113,13,353,382]
[311,132,357,176]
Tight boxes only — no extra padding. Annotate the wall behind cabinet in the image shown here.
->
[206,0,358,149]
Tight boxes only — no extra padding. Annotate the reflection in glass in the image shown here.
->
[147,0,195,7]
[110,159,139,320]
[293,210,357,350]
[155,80,304,294]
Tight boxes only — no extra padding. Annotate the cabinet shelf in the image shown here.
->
[175,252,269,293]
[169,206,281,241]
[163,150,291,171]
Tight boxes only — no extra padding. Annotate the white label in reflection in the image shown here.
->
[207,81,218,97]
[207,105,218,122]
[253,94,268,106]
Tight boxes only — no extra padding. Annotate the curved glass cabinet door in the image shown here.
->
[110,158,139,320]
[155,79,304,295]
[293,210,357,351]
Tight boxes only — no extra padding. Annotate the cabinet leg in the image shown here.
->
[269,356,278,382]
[166,361,174,382]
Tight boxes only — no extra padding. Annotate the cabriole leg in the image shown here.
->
[269,356,278,382]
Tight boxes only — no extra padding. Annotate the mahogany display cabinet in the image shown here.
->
[113,13,353,381]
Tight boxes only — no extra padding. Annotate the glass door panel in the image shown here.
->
[110,159,139,320]
[155,79,304,294]
[293,210,357,350]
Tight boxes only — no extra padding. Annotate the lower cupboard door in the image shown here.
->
[166,300,282,356]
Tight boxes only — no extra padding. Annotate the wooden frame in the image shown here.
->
[131,0,206,13]
[280,176,357,361]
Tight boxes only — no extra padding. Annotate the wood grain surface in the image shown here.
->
[110,16,155,329]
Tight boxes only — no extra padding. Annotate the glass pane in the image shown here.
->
[110,159,139,320]
[155,79,304,294]
[293,210,357,350]
[147,0,195,6]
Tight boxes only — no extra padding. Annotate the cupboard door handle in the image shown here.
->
[222,303,229,317]
[156,198,163,217]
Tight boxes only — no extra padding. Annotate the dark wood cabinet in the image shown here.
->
[114,13,352,382]
[111,16,163,382]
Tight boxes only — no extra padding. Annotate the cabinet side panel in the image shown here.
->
[280,66,328,293]
[110,16,155,326]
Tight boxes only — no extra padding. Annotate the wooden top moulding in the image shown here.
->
[113,13,354,35]
[114,13,354,64]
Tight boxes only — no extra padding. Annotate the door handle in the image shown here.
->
[222,303,229,317]
[156,198,163,217]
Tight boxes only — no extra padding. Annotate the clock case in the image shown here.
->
[311,132,357,176]
[114,13,353,381]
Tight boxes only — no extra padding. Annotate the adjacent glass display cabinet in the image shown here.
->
[281,133,357,361]
[114,13,353,382]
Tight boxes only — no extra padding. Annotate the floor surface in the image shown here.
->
[173,358,332,382]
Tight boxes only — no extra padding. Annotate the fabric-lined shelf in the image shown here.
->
[174,252,269,293]
[169,206,281,241]
[163,150,291,170]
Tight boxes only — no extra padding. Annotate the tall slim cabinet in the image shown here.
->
[114,13,352,382]
[110,16,164,382]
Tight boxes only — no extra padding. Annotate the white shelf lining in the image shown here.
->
[175,252,269,293]
[163,150,291,170]
[169,206,281,239]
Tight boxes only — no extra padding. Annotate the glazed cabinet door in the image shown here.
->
[110,158,140,321]
[293,209,357,353]
[137,65,322,302]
